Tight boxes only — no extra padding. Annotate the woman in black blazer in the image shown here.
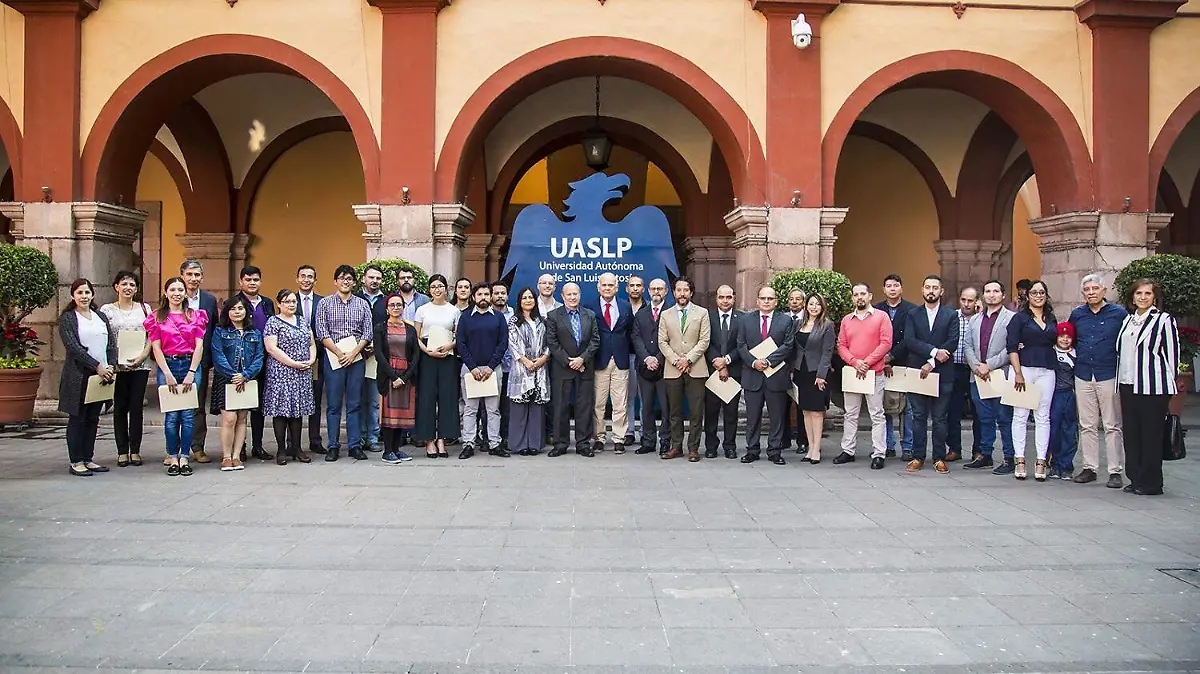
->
[1115,279,1180,495]
[375,293,421,464]
[58,279,118,477]
[793,293,835,463]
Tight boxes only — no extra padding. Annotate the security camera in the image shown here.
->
[792,13,813,49]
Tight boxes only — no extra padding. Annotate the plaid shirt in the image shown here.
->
[315,293,374,344]
[954,311,969,364]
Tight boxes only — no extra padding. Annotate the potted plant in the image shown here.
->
[0,244,59,425]
[352,259,429,295]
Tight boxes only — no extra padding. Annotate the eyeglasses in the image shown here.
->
[758,296,777,301]
[387,303,404,309]
[1028,290,1047,297]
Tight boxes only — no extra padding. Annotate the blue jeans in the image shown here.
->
[909,392,950,462]
[886,404,914,451]
[157,358,195,458]
[972,382,1015,460]
[324,357,365,450]
[1049,389,1078,473]
[360,375,380,447]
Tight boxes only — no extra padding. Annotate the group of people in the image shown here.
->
[56,261,1180,495]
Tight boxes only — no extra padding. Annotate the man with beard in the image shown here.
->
[631,278,670,455]
[490,281,514,451]
[296,265,325,453]
[877,274,918,460]
[545,283,600,457]
[964,279,1016,472]
[946,286,980,462]
[704,285,743,459]
[782,288,808,454]
[455,283,509,459]
[659,277,711,461]
[354,264,387,452]
[902,275,959,473]
[622,275,647,447]
[833,283,893,469]
[234,266,276,460]
[396,268,429,323]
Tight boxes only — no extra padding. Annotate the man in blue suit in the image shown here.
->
[902,274,960,474]
[180,260,220,464]
[591,272,634,454]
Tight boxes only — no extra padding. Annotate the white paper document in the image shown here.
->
[840,366,876,395]
[117,331,146,365]
[705,371,742,404]
[906,370,941,397]
[1001,382,1043,410]
[84,375,115,404]
[158,384,199,413]
[974,370,1011,400]
[425,326,454,353]
[884,366,910,392]
[364,357,378,380]
[749,338,785,378]
[224,380,259,411]
[464,371,500,399]
[787,383,799,404]
[325,336,363,371]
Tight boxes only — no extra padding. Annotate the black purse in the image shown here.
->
[1163,414,1186,461]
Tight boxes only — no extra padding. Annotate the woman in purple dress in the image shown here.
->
[263,289,317,465]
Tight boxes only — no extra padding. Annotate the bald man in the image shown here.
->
[591,273,634,453]
[705,285,744,459]
[544,282,601,457]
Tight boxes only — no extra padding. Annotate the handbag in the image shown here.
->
[1163,414,1186,461]
[883,390,906,416]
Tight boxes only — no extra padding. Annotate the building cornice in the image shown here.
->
[367,0,450,13]
[1074,0,1184,28]
[751,0,842,17]
[3,0,99,17]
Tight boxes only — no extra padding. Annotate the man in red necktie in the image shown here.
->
[590,273,634,454]
[737,286,796,465]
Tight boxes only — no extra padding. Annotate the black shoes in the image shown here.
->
[740,454,759,464]
[885,448,896,458]
[963,455,994,469]
[1122,484,1136,493]
[348,447,368,461]
[1106,473,1124,489]
[310,442,326,454]
[251,447,274,461]
[724,450,737,459]
[325,448,340,462]
[705,449,719,459]
[623,434,636,446]
[870,457,886,470]
[769,456,787,466]
[1132,487,1163,495]
[459,446,475,460]
[634,446,656,455]
[547,448,567,457]
[489,447,511,458]
[900,451,914,462]
[614,443,626,455]
[577,447,595,458]
[592,440,604,453]
[832,452,855,465]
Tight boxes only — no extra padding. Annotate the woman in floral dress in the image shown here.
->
[263,289,317,465]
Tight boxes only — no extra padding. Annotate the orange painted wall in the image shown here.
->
[135,152,186,292]
[832,135,939,294]
[1010,185,1042,289]
[248,132,367,294]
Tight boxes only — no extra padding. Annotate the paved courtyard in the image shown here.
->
[1,407,1199,673]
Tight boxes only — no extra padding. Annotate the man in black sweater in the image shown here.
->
[876,273,918,461]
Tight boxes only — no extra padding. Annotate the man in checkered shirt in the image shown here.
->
[946,286,980,462]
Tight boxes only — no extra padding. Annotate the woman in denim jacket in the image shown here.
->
[210,296,264,471]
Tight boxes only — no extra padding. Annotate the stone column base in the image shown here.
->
[934,239,1004,297]
[176,232,251,303]
[725,206,847,309]
[354,203,473,277]
[682,236,736,306]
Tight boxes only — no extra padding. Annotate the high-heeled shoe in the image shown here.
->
[436,439,448,458]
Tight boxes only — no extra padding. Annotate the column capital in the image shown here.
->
[71,202,145,247]
[175,232,247,260]
[353,204,383,245]
[1074,0,1184,29]
[3,0,99,17]
[682,236,736,264]
[432,203,474,247]
[367,0,449,12]
[724,206,769,249]
[751,0,840,18]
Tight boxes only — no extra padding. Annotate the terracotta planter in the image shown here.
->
[0,367,43,424]
[1169,371,1194,416]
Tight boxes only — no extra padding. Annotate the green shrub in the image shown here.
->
[770,269,854,320]
[1114,254,1200,318]
[353,259,430,295]
[0,244,57,368]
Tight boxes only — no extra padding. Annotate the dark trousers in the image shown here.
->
[249,371,266,450]
[638,376,669,451]
[744,388,786,459]
[972,382,1015,459]
[1049,389,1078,473]
[666,375,705,452]
[272,417,302,457]
[782,396,808,448]
[947,364,971,454]
[112,369,149,454]
[909,392,950,462]
[1119,385,1169,492]
[66,402,103,464]
[414,355,460,443]
[308,375,323,445]
[190,366,210,451]
[704,388,740,453]
[552,376,595,450]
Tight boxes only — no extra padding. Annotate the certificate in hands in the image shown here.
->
[364,357,378,380]
[326,336,362,371]
[84,375,115,404]
[426,326,454,353]
[158,384,199,413]
[906,369,941,397]
[974,370,1011,400]
[749,338,784,378]
[464,371,499,399]
[224,379,259,411]
[841,366,876,395]
[705,371,742,404]
[884,366,910,392]
[1001,381,1042,410]
[117,331,146,365]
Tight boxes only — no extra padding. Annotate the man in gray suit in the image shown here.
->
[545,283,601,457]
[736,286,796,465]
[964,279,1016,472]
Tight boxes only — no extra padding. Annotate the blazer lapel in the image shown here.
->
[1135,310,1158,347]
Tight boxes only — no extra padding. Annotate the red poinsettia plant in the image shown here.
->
[1179,326,1199,374]
[0,244,58,370]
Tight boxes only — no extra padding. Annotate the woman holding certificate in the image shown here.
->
[374,293,420,464]
[507,287,551,456]
[414,274,460,458]
[793,293,835,463]
[100,271,153,467]
[1006,279,1058,482]
[59,279,117,477]
[145,277,208,476]
[210,296,264,471]
[263,290,316,466]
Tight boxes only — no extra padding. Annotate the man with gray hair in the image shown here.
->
[1068,273,1128,487]
[179,260,220,463]
[590,273,633,453]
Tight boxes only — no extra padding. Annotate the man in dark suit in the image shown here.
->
[704,284,743,459]
[296,264,325,453]
[631,278,670,455]
[353,264,387,452]
[545,282,601,457]
[590,272,634,453]
[234,265,277,460]
[737,286,796,465]
[902,274,960,473]
[876,273,919,460]
[181,260,220,464]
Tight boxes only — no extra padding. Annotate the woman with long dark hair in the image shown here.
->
[507,287,550,456]
[1007,279,1058,481]
[263,289,316,465]
[145,277,208,476]
[375,293,420,464]
[100,271,152,467]
[414,274,461,458]
[210,296,263,471]
[59,279,117,476]
[793,293,835,463]
[1116,279,1179,495]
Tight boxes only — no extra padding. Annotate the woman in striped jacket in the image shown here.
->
[1114,278,1179,496]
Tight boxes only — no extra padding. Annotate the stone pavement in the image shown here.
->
[1,403,1199,673]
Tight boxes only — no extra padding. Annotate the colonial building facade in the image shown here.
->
[0,0,1197,397]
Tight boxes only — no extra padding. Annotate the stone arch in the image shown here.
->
[436,37,766,206]
[1149,85,1200,200]
[0,97,21,199]
[80,34,380,207]
[847,121,953,237]
[488,116,705,240]
[824,50,1093,215]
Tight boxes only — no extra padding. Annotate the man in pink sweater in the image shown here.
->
[834,283,894,469]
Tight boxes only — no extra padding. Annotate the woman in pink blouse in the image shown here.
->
[144,277,207,476]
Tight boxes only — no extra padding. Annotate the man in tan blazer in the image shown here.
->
[658,277,711,461]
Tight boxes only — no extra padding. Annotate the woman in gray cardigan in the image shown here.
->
[59,279,118,477]
[792,293,835,463]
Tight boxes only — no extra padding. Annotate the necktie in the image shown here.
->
[303,296,311,319]
[604,302,613,329]
[570,311,581,344]
[721,313,729,335]
[761,314,768,340]
[681,307,688,330]
[652,306,659,322]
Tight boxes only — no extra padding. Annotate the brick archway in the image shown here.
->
[488,116,706,240]
[824,51,1093,215]
[0,97,22,199]
[1149,86,1200,200]
[80,34,380,206]
[436,37,766,207]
